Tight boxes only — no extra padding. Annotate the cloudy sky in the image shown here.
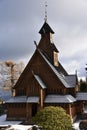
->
[0,0,87,79]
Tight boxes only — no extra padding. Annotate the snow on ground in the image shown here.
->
[73,120,80,130]
[84,108,87,113]
[0,114,21,125]
[6,125,32,130]
[73,108,87,130]
[0,114,82,130]
[0,114,33,130]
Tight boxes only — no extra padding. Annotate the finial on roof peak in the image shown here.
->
[44,1,48,22]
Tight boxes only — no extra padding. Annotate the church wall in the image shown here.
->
[26,103,32,118]
[39,64,66,95]
[67,88,76,97]
[29,52,66,95]
[68,103,76,118]
[26,76,40,97]
[76,101,83,114]
[6,103,26,120]
[15,87,26,96]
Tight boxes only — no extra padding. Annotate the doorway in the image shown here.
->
[32,104,37,117]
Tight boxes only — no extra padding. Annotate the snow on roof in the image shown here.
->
[34,75,46,89]
[6,96,27,103]
[44,95,76,103]
[38,49,76,88]
[27,96,39,103]
[76,92,87,101]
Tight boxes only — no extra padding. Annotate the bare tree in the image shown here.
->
[5,61,15,88]
[0,60,24,89]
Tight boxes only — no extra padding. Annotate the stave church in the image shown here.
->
[6,18,87,122]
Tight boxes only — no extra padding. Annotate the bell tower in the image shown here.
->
[38,2,59,66]
[38,21,59,66]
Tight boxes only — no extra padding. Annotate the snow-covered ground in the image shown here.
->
[6,125,32,130]
[0,114,81,130]
[0,114,33,130]
[73,120,80,130]
[73,108,87,130]
[0,114,21,125]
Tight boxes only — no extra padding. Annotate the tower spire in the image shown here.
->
[44,1,48,22]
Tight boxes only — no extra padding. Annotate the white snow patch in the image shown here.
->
[0,114,81,130]
[0,114,21,125]
[0,114,33,130]
[6,125,32,130]
[73,120,80,130]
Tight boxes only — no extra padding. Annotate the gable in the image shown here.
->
[13,50,38,89]
[29,50,64,91]
[13,46,77,97]
[38,49,72,88]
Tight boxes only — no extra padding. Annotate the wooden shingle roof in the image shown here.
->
[44,95,76,103]
[38,49,76,88]
[76,92,87,101]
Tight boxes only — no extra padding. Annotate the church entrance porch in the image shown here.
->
[26,96,39,119]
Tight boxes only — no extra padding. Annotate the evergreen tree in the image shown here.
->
[33,106,72,130]
[80,80,87,92]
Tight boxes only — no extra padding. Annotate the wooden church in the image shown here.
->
[6,20,84,121]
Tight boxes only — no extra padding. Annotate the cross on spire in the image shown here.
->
[44,1,48,22]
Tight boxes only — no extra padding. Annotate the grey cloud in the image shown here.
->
[0,0,87,79]
[60,48,87,77]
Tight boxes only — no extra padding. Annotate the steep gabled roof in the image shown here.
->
[39,21,54,34]
[38,49,76,88]
[13,47,76,90]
